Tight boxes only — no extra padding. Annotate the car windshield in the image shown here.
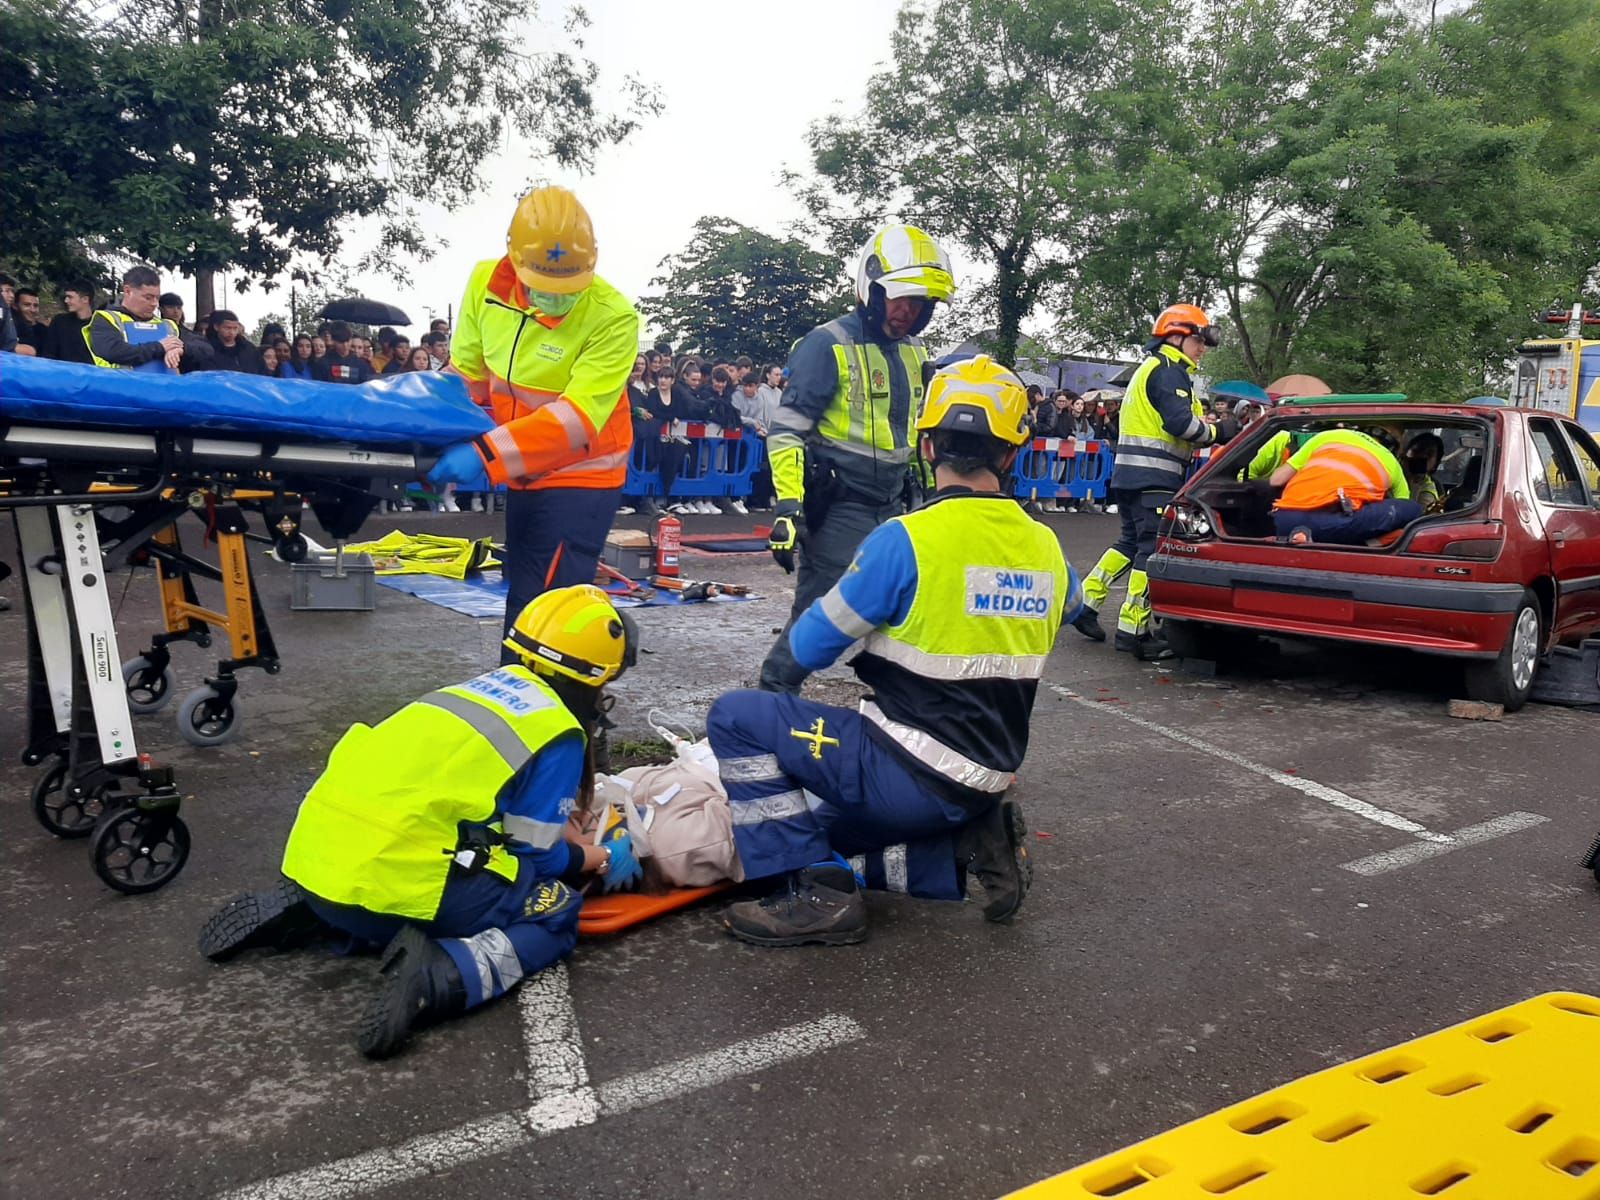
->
[1182,411,1494,542]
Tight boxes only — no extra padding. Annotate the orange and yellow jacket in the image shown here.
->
[451,257,640,491]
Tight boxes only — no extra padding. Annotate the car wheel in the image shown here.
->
[1463,588,1541,713]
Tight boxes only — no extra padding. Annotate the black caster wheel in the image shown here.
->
[275,533,309,563]
[177,685,240,747]
[91,807,191,894]
[31,762,113,838]
[122,655,176,714]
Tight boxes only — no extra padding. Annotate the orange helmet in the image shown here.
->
[507,186,596,295]
[1152,303,1219,347]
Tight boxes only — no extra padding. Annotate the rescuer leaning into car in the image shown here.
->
[1270,427,1421,545]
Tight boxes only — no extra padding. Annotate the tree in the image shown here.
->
[796,0,1146,366]
[637,218,852,365]
[0,0,658,316]
[1069,0,1600,396]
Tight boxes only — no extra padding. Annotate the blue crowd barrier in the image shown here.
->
[1012,436,1113,503]
[625,423,766,500]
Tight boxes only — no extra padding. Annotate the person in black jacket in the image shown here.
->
[87,265,212,371]
[618,354,661,517]
[313,322,374,384]
[206,309,267,374]
[43,281,96,364]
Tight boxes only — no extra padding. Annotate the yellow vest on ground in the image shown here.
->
[281,665,581,920]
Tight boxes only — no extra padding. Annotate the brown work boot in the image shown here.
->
[957,798,1032,923]
[724,864,867,947]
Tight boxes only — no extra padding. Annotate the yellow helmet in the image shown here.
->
[916,356,1031,446]
[502,584,636,686]
[855,224,956,308]
[506,186,597,295]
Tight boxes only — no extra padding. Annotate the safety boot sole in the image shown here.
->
[198,879,320,962]
[723,918,868,948]
[358,926,436,1060]
[981,799,1033,923]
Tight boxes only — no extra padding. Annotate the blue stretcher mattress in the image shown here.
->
[0,356,493,448]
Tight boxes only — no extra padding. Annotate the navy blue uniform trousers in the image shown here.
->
[500,486,622,664]
[707,690,980,900]
[305,857,581,1010]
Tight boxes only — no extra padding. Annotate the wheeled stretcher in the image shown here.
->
[2,358,491,893]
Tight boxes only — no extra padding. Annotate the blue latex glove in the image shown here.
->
[601,826,643,893]
[428,441,486,486]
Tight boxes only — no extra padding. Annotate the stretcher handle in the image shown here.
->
[0,467,175,509]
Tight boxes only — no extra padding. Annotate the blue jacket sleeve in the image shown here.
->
[776,327,841,424]
[789,521,918,671]
[496,730,586,879]
[1149,361,1215,446]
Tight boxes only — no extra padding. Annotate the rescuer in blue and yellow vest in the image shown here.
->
[198,586,644,1059]
[85,264,211,373]
[708,357,1081,947]
[427,187,641,660]
[757,224,956,693]
[1071,304,1223,660]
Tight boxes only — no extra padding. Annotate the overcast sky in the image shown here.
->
[187,0,910,337]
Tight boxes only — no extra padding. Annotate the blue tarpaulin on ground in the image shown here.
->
[0,356,493,448]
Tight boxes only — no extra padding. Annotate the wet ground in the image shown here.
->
[1,503,1595,1199]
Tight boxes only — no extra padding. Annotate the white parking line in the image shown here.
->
[1338,812,1550,876]
[219,1012,866,1200]
[1050,685,1450,841]
[519,964,599,1131]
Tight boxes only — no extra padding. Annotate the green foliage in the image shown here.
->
[0,0,659,306]
[638,218,852,365]
[797,0,1143,366]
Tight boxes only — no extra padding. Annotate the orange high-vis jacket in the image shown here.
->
[1276,430,1408,511]
[450,257,640,491]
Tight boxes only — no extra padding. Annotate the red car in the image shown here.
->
[1148,399,1600,711]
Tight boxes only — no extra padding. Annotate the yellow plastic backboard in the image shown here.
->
[1006,992,1600,1200]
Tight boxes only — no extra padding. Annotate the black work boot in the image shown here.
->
[1070,607,1107,642]
[958,798,1033,923]
[724,864,867,947]
[1114,631,1173,661]
[357,925,468,1059]
[198,878,325,962]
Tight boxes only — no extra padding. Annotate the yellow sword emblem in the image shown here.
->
[790,717,840,760]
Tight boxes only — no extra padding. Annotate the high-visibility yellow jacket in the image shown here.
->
[281,665,580,920]
[451,257,640,491]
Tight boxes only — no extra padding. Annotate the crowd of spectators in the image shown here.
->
[1019,385,1122,514]
[620,347,782,518]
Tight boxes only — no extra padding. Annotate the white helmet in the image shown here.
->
[854,224,956,315]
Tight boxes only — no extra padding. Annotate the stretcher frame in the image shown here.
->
[3,417,427,893]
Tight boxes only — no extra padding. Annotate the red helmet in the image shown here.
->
[1153,304,1219,347]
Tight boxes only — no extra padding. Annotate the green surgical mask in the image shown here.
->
[527,289,580,316]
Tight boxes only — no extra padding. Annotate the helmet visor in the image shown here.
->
[878,265,956,303]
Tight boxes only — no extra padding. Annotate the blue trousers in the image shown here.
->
[305,857,581,1009]
[1273,499,1422,544]
[501,486,622,664]
[706,690,980,901]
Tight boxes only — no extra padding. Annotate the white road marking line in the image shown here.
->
[598,1013,866,1117]
[217,1012,865,1200]
[217,1114,529,1200]
[1338,812,1549,876]
[1050,684,1451,841]
[518,963,599,1131]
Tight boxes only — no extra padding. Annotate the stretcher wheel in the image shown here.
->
[177,685,240,747]
[90,807,190,894]
[31,762,113,839]
[275,533,309,564]
[122,655,176,714]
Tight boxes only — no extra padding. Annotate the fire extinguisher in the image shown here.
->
[654,513,681,578]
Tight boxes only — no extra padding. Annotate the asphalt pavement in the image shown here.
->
[1,504,1596,1200]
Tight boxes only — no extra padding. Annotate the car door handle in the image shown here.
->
[1551,530,1566,545]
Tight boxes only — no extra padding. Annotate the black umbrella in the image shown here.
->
[315,298,411,326]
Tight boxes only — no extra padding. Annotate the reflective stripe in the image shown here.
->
[490,375,562,412]
[882,844,908,893]
[859,701,1013,794]
[847,854,867,880]
[819,589,877,639]
[486,425,530,478]
[1179,415,1206,441]
[545,398,590,450]
[728,788,812,826]
[457,927,523,1000]
[418,691,537,773]
[502,812,564,850]
[542,448,630,481]
[1116,433,1184,454]
[719,754,783,784]
[1110,451,1187,476]
[860,631,1046,681]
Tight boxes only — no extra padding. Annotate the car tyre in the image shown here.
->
[1162,618,1240,662]
[1463,588,1541,713]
